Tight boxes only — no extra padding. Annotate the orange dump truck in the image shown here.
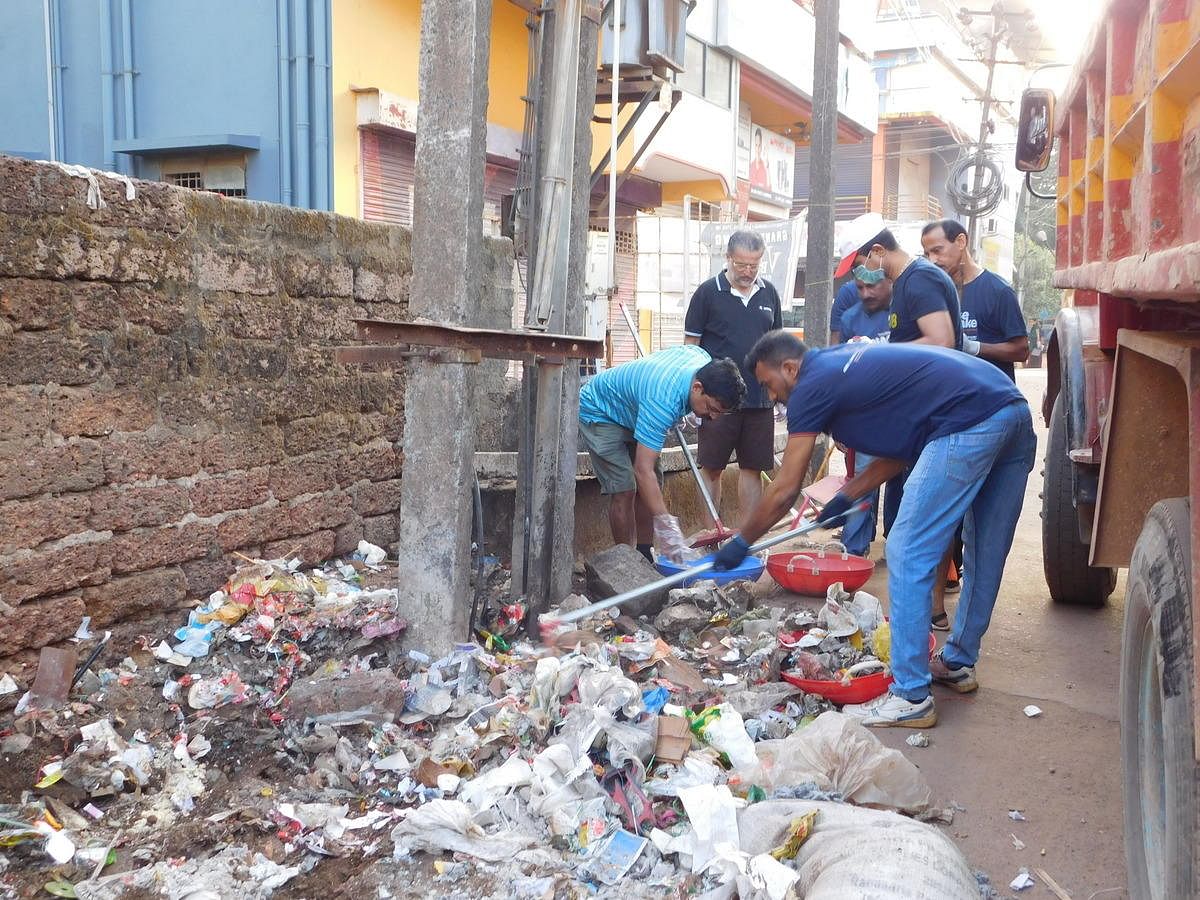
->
[1016,2,1200,895]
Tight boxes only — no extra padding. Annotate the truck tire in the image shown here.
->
[1041,394,1116,605]
[1120,498,1196,900]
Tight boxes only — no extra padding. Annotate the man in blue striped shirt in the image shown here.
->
[579,345,746,561]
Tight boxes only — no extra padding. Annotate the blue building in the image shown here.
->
[0,0,333,209]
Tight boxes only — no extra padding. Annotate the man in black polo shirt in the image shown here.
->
[684,230,783,531]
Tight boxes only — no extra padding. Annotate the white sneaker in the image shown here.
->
[842,692,937,728]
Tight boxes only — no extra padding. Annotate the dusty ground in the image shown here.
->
[757,367,1129,899]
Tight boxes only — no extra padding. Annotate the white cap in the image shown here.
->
[834,212,886,278]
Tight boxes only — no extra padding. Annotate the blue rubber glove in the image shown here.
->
[816,492,853,526]
[712,535,750,571]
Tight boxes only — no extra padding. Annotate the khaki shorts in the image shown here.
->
[579,420,664,495]
[697,407,775,472]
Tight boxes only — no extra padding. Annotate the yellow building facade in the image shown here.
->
[330,0,532,221]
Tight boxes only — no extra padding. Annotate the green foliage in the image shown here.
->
[1013,233,1061,321]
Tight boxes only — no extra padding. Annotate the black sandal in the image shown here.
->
[931,612,951,632]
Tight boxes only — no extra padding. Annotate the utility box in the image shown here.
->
[601,0,692,72]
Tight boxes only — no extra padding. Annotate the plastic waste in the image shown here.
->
[871,620,892,663]
[847,590,885,636]
[585,828,649,885]
[458,754,532,812]
[390,799,536,862]
[1010,869,1035,891]
[694,704,758,770]
[187,672,249,710]
[645,755,723,797]
[816,584,859,637]
[355,540,387,567]
[641,685,670,715]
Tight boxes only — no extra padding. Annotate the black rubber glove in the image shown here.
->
[712,535,750,570]
[816,492,853,526]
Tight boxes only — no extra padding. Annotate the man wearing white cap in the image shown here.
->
[833,213,961,350]
[833,213,963,556]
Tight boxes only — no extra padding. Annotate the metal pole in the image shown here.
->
[803,0,839,348]
[42,0,57,161]
[967,11,1003,255]
[608,0,621,288]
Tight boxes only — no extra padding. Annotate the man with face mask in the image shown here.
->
[833,213,961,350]
[832,214,963,562]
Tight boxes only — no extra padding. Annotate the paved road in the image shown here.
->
[771,367,1129,897]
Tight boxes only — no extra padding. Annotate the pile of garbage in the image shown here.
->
[0,546,980,899]
[778,584,899,698]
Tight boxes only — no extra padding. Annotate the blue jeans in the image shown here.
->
[842,452,878,556]
[887,401,1037,701]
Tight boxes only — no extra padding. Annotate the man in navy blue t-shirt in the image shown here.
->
[713,332,1036,728]
[834,215,962,549]
[921,219,1029,381]
[828,279,860,344]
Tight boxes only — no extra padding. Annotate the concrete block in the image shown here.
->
[584,543,667,618]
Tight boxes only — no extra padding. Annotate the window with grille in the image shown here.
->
[165,171,204,190]
[161,155,247,198]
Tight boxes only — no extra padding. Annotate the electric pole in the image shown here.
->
[804,0,839,348]
[965,5,1004,255]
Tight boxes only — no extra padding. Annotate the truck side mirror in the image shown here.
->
[1015,88,1055,173]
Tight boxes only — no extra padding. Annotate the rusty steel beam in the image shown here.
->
[351,319,603,362]
[334,346,481,366]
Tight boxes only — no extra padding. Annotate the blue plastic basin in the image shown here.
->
[655,552,765,587]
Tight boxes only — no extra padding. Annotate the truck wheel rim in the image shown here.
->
[1138,616,1167,898]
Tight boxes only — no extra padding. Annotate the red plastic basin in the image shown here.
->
[782,632,938,705]
[767,548,875,596]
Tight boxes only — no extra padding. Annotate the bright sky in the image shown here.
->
[1029,0,1107,80]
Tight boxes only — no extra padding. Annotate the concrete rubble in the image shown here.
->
[0,544,975,899]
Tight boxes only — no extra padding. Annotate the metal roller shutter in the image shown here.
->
[792,140,873,218]
[361,129,415,226]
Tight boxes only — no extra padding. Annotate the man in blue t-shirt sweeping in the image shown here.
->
[578,346,746,564]
[713,331,1036,728]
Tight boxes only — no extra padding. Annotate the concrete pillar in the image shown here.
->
[551,10,601,602]
[396,0,492,655]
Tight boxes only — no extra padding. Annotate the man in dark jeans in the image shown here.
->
[684,230,783,535]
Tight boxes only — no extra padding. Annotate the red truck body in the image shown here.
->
[1036,1,1200,895]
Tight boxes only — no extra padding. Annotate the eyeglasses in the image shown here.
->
[728,260,761,272]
